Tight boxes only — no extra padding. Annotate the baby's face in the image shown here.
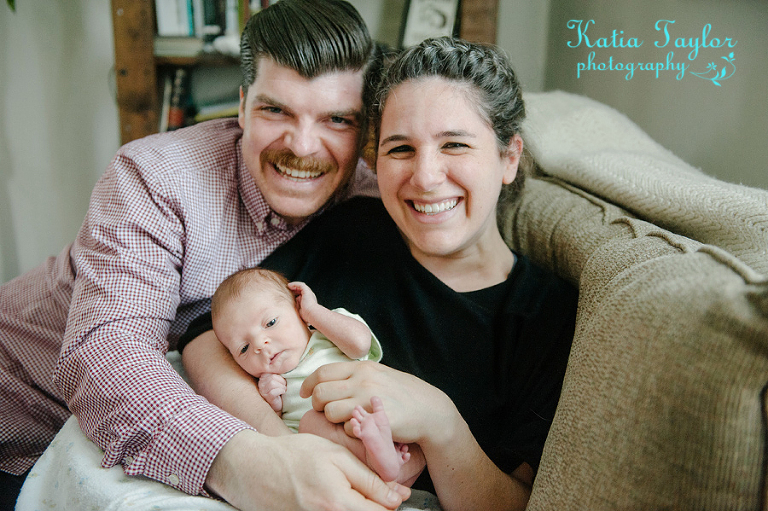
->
[216,288,311,377]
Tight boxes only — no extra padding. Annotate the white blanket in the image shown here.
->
[16,352,441,511]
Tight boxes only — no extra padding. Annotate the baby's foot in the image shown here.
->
[350,396,410,482]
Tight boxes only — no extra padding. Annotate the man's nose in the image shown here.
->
[285,120,321,157]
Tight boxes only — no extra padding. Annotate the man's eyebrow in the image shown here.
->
[253,94,286,110]
[329,108,363,121]
[252,94,361,120]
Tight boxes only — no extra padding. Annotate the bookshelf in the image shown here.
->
[110,0,499,145]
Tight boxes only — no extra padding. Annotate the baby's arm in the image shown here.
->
[257,373,287,413]
[288,282,371,359]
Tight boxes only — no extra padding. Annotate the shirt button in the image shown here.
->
[255,221,265,232]
[168,474,180,486]
[270,217,281,227]
[124,456,134,465]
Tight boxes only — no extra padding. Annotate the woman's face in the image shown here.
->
[376,77,521,265]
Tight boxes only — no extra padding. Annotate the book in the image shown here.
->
[194,100,241,122]
[159,73,173,132]
[154,36,206,57]
[155,0,186,36]
[167,68,190,131]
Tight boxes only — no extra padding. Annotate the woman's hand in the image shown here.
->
[300,361,459,446]
[301,361,532,511]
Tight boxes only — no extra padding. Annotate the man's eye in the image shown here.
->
[261,106,283,115]
[266,318,277,328]
[330,116,357,129]
[240,344,249,355]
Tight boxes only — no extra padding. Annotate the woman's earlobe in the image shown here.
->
[502,135,524,184]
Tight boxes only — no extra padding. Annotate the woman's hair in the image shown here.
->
[240,0,380,149]
[211,268,294,321]
[372,36,531,213]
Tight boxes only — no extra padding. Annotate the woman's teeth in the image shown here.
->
[413,199,458,215]
[276,165,323,180]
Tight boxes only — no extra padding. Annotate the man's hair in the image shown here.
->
[211,267,294,321]
[240,0,381,148]
[372,36,531,214]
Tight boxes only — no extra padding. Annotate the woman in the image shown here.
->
[182,37,577,510]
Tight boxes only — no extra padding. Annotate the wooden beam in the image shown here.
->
[111,0,159,144]
[459,0,499,44]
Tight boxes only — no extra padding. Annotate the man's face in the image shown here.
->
[239,58,365,224]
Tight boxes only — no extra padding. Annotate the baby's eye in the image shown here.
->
[240,344,249,355]
[266,318,277,328]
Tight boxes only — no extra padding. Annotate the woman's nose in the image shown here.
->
[410,153,445,192]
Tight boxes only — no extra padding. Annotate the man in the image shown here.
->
[0,1,406,509]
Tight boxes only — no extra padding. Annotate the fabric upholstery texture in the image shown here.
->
[502,91,768,510]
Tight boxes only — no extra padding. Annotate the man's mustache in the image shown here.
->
[261,149,335,175]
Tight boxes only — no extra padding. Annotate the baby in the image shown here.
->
[210,267,410,482]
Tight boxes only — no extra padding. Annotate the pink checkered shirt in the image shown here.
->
[0,118,377,495]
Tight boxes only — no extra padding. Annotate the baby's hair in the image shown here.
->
[211,267,294,320]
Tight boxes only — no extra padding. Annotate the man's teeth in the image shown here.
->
[277,165,323,179]
[413,199,458,215]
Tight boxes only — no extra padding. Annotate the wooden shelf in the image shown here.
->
[459,0,498,44]
[111,0,498,145]
[155,54,241,68]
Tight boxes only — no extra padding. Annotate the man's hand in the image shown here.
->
[206,429,410,511]
[258,373,287,412]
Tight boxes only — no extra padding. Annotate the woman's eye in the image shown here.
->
[444,142,469,150]
[385,145,414,156]
[266,318,277,328]
[330,116,349,125]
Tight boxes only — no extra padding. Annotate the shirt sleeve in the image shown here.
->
[53,148,250,496]
[330,308,383,362]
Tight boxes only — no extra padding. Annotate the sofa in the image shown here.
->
[510,91,768,510]
[17,91,768,510]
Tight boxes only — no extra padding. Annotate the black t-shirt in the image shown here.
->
[179,197,577,487]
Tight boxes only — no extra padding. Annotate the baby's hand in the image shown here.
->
[258,373,287,413]
[287,281,318,322]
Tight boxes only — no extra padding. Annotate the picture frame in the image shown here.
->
[399,0,460,48]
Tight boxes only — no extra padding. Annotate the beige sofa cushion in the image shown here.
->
[507,177,767,510]
[521,91,768,276]
[500,92,768,510]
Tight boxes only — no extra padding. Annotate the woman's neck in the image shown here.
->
[411,235,516,293]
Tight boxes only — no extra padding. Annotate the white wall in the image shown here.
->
[2,0,765,284]
[1,1,120,283]
[540,0,768,190]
